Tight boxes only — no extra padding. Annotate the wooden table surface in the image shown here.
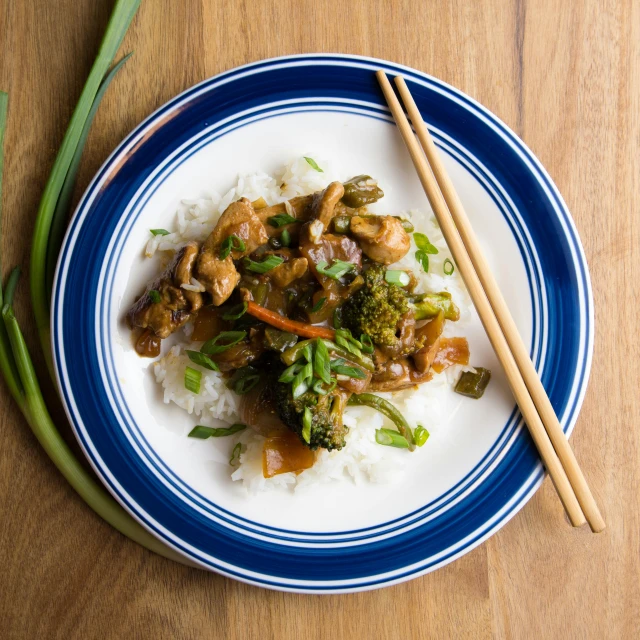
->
[1,0,638,638]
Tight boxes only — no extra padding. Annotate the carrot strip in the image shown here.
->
[245,301,335,340]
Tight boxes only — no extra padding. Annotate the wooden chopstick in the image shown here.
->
[393,76,605,533]
[376,70,597,530]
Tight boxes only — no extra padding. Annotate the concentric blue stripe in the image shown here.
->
[51,55,592,592]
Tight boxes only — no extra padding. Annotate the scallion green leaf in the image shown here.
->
[234,373,260,395]
[184,366,201,394]
[444,258,455,275]
[222,301,248,321]
[414,233,439,254]
[360,334,374,354]
[219,234,246,260]
[201,331,246,355]
[188,423,246,439]
[302,406,313,443]
[385,270,410,287]
[280,228,291,247]
[316,259,355,280]
[313,338,331,384]
[243,254,284,273]
[150,228,170,236]
[229,442,243,466]
[375,428,410,449]
[267,213,297,228]
[148,289,161,303]
[292,362,313,398]
[414,425,430,447]
[311,297,326,313]
[185,350,219,371]
[330,359,367,379]
[304,157,323,172]
[415,250,430,273]
[279,362,303,383]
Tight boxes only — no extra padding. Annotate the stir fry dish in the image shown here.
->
[127,173,490,478]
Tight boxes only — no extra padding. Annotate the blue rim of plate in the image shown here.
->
[52,54,593,592]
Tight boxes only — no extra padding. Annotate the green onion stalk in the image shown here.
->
[0,0,189,564]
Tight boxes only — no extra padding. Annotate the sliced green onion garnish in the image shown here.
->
[316,259,355,280]
[267,213,297,228]
[148,289,161,303]
[150,228,170,236]
[360,334,374,354]
[312,378,328,395]
[219,234,246,260]
[304,157,323,172]
[313,338,331,384]
[229,442,243,466]
[444,258,455,275]
[222,301,248,321]
[244,255,284,273]
[415,250,430,273]
[375,428,410,449]
[301,342,314,363]
[335,328,362,359]
[188,423,246,439]
[184,366,201,394]
[413,425,430,447]
[330,359,367,379]
[201,330,246,355]
[279,362,303,383]
[185,350,219,371]
[311,297,326,313]
[302,406,313,443]
[385,270,410,287]
[280,228,291,247]
[292,362,313,399]
[234,373,260,395]
[413,233,439,254]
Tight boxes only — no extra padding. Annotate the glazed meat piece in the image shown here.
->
[309,181,345,231]
[350,215,411,264]
[127,242,202,339]
[197,198,269,305]
[269,257,309,288]
[369,357,432,392]
[208,327,265,372]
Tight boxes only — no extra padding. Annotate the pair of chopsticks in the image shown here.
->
[377,71,605,532]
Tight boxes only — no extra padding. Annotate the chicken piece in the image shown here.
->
[309,181,345,231]
[350,215,411,264]
[197,198,268,305]
[269,257,309,288]
[127,242,202,339]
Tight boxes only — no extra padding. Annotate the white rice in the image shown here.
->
[149,156,473,493]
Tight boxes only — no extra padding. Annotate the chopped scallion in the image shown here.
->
[234,373,260,395]
[360,334,374,354]
[415,250,430,273]
[414,233,439,254]
[311,297,326,313]
[444,258,455,275]
[304,157,323,172]
[313,338,331,384]
[330,359,367,379]
[219,234,246,260]
[229,442,243,466]
[384,270,410,287]
[302,406,313,443]
[279,362,303,383]
[292,362,313,398]
[414,425,430,447]
[316,259,355,280]
[280,228,291,247]
[267,213,297,228]
[184,366,201,394]
[201,330,246,355]
[375,428,410,449]
[222,301,248,321]
[148,289,161,303]
[188,423,246,439]
[243,254,284,273]
[150,228,170,236]
[185,350,219,371]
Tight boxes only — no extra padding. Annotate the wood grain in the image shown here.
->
[0,0,638,638]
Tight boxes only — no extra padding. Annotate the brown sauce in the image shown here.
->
[135,329,161,358]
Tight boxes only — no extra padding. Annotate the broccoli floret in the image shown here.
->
[271,381,348,451]
[341,264,408,348]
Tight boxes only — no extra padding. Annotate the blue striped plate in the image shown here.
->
[52,55,593,592]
